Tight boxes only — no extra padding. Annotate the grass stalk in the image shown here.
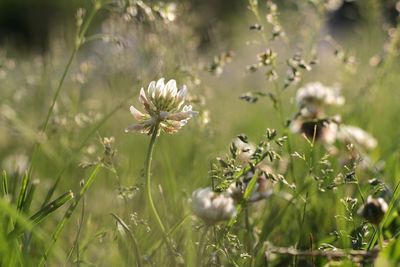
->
[38,165,101,266]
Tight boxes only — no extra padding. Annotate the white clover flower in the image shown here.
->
[125,78,197,135]
[337,125,377,151]
[296,82,345,115]
[191,187,236,224]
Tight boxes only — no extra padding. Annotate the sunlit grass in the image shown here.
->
[0,0,400,266]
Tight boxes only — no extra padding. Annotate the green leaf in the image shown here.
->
[8,190,74,238]
[39,165,101,267]
[30,190,74,226]
[22,180,39,214]
[2,170,8,196]
[16,172,30,212]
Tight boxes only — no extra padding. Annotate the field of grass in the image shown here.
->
[1,0,400,266]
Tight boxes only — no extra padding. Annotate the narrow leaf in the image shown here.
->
[8,190,74,238]
[16,172,30,211]
[2,170,8,196]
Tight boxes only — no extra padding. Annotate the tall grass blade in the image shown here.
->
[38,165,101,266]
[2,170,8,196]
[111,213,143,267]
[16,172,30,211]
[8,190,74,239]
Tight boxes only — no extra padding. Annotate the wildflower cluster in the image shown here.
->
[290,81,378,170]
[191,130,292,225]
[1,0,400,267]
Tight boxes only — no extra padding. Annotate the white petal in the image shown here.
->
[166,107,197,121]
[139,88,148,104]
[156,78,165,88]
[124,123,150,134]
[129,106,146,121]
[182,105,192,112]
[165,112,190,121]
[165,79,177,97]
[147,81,156,97]
[155,78,165,97]
[177,85,187,100]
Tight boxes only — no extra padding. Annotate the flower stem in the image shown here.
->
[144,123,175,255]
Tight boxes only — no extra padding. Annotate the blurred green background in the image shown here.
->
[1,0,400,266]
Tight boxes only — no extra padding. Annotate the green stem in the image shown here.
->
[197,226,209,267]
[356,182,365,203]
[40,92,134,208]
[244,207,255,267]
[227,171,259,229]
[144,123,175,255]
[38,165,101,267]
[27,0,103,195]
[41,47,78,135]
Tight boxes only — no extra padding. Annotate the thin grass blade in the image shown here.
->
[8,190,74,239]
[16,172,30,211]
[2,170,8,196]
[111,213,143,267]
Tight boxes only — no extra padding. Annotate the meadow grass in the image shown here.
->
[0,0,400,266]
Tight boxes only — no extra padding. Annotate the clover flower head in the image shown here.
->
[337,125,377,151]
[191,187,236,225]
[296,82,345,115]
[358,196,388,225]
[125,78,197,135]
